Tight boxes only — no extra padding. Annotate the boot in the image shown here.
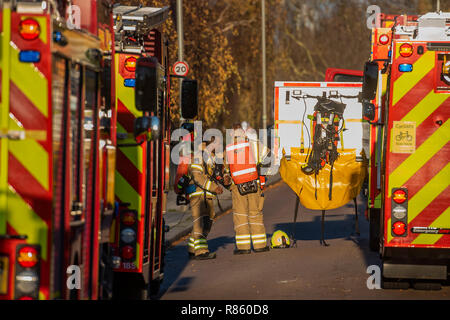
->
[194,252,216,260]
[253,246,270,253]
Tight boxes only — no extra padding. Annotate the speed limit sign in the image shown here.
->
[172,61,190,77]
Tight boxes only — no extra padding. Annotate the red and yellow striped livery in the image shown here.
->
[1,2,171,300]
[0,8,53,300]
[384,40,449,249]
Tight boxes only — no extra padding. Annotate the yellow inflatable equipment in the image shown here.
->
[280,147,367,211]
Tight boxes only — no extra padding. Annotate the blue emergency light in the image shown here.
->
[398,64,413,72]
[124,79,136,87]
[53,31,63,43]
[19,51,40,63]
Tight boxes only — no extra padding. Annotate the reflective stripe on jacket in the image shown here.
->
[188,162,218,198]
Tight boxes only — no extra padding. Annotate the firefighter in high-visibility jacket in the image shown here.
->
[225,125,270,255]
[187,144,224,260]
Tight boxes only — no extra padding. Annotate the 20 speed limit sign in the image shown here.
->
[172,61,190,77]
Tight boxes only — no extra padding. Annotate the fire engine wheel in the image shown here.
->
[369,208,380,252]
[381,276,410,290]
[149,279,162,297]
[113,273,148,300]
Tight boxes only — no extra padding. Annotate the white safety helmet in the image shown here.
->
[241,121,249,132]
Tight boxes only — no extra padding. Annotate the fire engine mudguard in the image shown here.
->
[280,148,367,210]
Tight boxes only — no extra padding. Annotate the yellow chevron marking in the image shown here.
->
[8,119,49,190]
[392,51,435,106]
[387,217,393,243]
[0,7,12,234]
[402,90,449,127]
[115,55,141,118]
[10,45,48,118]
[135,242,140,268]
[117,123,143,173]
[408,164,450,222]
[34,16,48,44]
[412,207,450,245]
[389,120,450,193]
[115,171,142,216]
[381,73,388,96]
[116,121,129,135]
[7,188,48,260]
[116,75,140,119]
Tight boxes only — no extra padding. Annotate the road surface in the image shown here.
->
[158,182,450,300]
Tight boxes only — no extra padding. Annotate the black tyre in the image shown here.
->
[113,273,147,300]
[381,277,410,290]
[149,278,162,297]
[413,281,442,291]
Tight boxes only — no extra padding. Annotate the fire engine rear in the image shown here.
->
[362,12,450,289]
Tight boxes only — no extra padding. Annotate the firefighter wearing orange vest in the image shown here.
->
[187,143,224,260]
[225,124,270,255]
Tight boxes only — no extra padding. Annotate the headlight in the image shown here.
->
[121,228,136,244]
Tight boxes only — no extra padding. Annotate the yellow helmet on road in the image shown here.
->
[271,230,291,248]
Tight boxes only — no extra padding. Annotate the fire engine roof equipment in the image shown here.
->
[113,5,169,54]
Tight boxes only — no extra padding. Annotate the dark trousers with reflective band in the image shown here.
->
[231,186,267,250]
[188,195,215,256]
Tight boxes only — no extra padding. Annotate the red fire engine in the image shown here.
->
[110,5,172,299]
[0,1,177,300]
[362,12,450,289]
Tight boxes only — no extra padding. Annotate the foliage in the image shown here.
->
[116,0,450,130]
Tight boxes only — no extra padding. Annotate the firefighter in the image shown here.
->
[187,141,224,260]
[225,124,270,255]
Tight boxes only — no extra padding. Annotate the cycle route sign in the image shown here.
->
[392,121,416,154]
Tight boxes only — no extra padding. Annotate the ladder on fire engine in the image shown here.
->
[113,5,169,54]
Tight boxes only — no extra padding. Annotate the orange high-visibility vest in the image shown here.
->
[226,142,259,185]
